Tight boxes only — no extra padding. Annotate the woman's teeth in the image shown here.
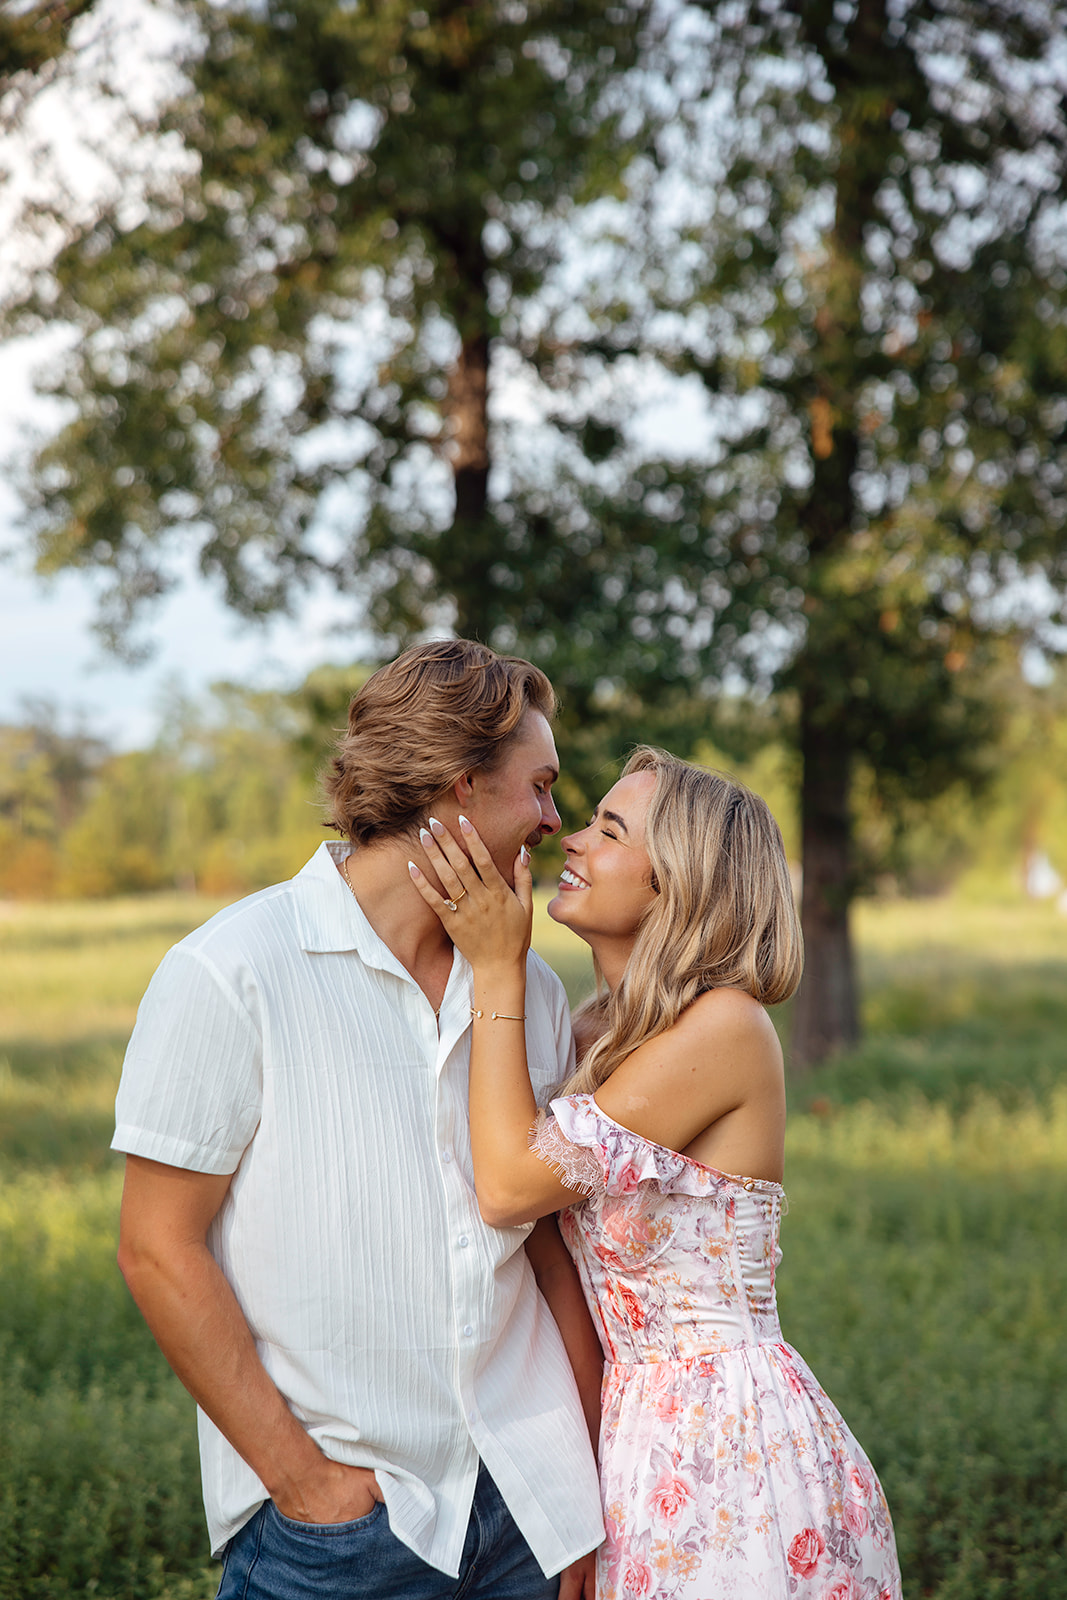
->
[560,868,589,889]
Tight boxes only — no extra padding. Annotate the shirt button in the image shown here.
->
[441,1151,452,1163]
[458,1235,469,1248]
[463,1324,474,1338]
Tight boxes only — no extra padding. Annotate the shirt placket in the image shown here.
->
[434,976,488,1433]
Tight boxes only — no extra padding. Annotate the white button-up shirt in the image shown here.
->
[113,842,604,1576]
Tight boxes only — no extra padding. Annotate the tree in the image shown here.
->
[717,0,1066,1063]
[557,0,1067,1062]
[9,0,654,653]
[0,699,109,895]
[9,0,1067,1061]
[0,0,100,89]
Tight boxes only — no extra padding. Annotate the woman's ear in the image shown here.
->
[650,870,660,894]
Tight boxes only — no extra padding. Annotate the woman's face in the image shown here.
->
[547,770,659,945]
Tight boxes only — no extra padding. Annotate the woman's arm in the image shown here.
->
[410,818,784,1217]
[409,821,592,1224]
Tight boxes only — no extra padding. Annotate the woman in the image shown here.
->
[409,747,901,1600]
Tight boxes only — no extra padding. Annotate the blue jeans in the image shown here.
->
[215,1464,561,1599]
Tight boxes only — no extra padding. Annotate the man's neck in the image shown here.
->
[338,838,456,1003]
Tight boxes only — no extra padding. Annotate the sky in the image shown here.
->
[0,336,367,750]
[0,0,374,750]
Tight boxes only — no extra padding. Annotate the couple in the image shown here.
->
[114,639,901,1600]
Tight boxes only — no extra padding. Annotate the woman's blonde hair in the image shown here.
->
[562,746,803,1096]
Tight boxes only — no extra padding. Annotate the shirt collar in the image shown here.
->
[292,840,390,961]
[292,844,475,1058]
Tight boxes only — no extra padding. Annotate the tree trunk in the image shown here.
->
[790,687,859,1071]
[436,220,493,640]
[448,327,489,529]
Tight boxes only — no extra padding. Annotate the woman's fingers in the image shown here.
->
[407,859,452,922]
[456,814,508,891]
[512,842,534,920]
[419,818,472,895]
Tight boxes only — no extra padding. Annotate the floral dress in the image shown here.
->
[532,1094,901,1600]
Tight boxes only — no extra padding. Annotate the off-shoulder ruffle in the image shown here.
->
[547,1093,784,1202]
[529,1109,606,1198]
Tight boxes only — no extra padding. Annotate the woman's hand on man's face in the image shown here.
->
[408,814,533,971]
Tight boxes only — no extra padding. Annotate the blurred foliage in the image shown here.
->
[0,0,100,87]
[0,657,1064,903]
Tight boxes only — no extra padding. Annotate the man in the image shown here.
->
[114,640,604,1599]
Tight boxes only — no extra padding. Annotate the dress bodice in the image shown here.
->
[530,1095,902,1600]
[534,1094,786,1364]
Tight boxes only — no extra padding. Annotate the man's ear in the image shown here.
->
[453,772,475,804]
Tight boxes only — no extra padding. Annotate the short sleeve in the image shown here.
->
[112,943,263,1174]
[545,1094,740,1199]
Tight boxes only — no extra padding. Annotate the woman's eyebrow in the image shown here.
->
[600,809,629,834]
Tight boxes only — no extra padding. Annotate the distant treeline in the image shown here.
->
[1,661,1065,903]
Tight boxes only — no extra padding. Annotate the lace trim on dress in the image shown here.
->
[529,1109,606,1200]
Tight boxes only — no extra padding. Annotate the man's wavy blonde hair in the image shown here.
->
[323,639,555,847]
[561,746,803,1097]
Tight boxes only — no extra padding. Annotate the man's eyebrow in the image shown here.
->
[535,764,559,783]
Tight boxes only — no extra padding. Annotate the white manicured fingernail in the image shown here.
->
[520,845,530,865]
[408,861,420,877]
[458,815,473,834]
[419,828,432,845]
[428,816,446,836]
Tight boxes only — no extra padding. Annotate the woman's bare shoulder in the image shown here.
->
[598,987,782,1155]
[678,985,779,1042]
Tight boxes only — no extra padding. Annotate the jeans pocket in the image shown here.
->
[267,1499,388,1539]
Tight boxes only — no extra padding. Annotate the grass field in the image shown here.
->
[1,891,1065,1597]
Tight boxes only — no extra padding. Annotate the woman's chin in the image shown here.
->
[547,891,583,927]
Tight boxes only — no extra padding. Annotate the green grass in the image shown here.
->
[1,889,1065,1596]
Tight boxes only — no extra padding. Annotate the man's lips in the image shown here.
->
[558,867,590,890]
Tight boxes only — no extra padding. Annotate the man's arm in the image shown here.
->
[525,1215,602,1600]
[524,1215,603,1453]
[117,1154,381,1524]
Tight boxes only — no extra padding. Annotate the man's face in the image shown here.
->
[465,710,561,880]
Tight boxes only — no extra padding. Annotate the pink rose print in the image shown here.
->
[648,1364,683,1421]
[827,1574,859,1600]
[620,1555,655,1596]
[616,1160,643,1192]
[776,1347,808,1400]
[843,1495,869,1537]
[618,1283,646,1330]
[786,1527,825,1578]
[647,1469,694,1526]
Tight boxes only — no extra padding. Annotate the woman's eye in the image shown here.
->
[601,829,617,841]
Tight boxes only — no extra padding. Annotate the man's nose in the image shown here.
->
[541,795,562,836]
